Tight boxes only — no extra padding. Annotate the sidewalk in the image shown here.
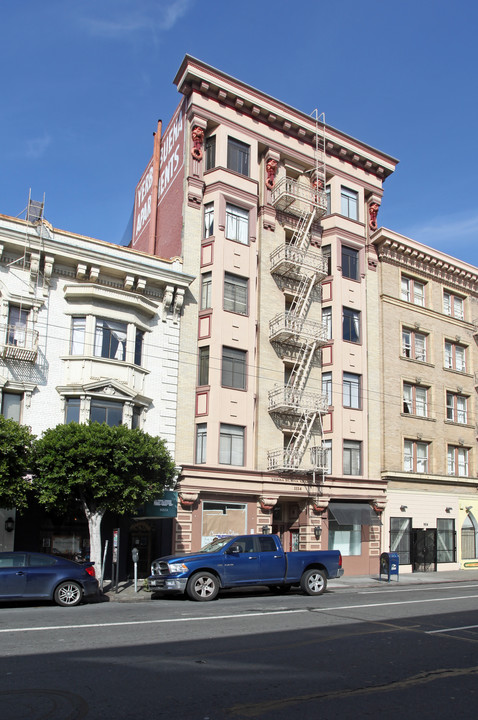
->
[101,568,478,603]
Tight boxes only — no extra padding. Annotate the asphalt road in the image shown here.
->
[1,582,478,719]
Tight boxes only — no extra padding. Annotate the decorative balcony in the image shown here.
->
[269,312,328,346]
[268,386,328,415]
[1,323,39,363]
[271,177,327,217]
[270,244,328,280]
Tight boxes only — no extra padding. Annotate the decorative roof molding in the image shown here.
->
[174,57,397,181]
[373,233,478,294]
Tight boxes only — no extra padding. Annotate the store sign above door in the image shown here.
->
[136,491,178,518]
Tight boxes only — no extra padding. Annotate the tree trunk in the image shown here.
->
[83,505,105,579]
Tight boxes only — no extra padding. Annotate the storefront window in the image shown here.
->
[201,501,246,547]
[390,517,411,564]
[329,520,361,556]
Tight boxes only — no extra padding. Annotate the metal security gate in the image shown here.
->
[412,528,437,572]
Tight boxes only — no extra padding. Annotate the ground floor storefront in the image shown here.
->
[174,467,385,576]
[383,480,478,573]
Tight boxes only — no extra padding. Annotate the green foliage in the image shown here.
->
[0,416,34,510]
[33,422,176,515]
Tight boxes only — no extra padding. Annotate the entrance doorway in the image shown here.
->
[271,502,301,551]
[129,521,153,578]
[412,528,437,572]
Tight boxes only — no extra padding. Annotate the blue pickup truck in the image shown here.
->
[148,533,343,601]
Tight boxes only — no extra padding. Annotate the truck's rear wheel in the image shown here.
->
[187,572,219,601]
[300,569,327,596]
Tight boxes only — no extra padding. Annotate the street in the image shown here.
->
[1,581,478,719]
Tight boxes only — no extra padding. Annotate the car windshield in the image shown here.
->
[198,537,233,553]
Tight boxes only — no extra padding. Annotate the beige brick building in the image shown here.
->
[370,229,478,571]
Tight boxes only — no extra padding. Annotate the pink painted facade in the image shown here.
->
[134,56,398,575]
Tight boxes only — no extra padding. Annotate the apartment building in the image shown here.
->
[369,229,478,571]
[132,56,398,575]
[0,207,192,574]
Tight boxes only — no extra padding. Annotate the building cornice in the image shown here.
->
[174,56,397,181]
[373,229,478,294]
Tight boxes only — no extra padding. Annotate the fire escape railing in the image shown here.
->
[267,174,328,473]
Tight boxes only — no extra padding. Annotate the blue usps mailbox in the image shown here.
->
[380,552,399,582]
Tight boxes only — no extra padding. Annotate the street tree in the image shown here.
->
[33,422,176,572]
[0,415,34,510]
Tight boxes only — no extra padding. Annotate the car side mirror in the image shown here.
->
[228,545,241,554]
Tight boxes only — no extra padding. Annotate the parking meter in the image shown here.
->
[132,547,139,591]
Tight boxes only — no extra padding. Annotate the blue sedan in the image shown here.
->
[0,552,99,607]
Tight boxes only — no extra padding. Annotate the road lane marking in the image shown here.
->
[426,624,478,634]
[310,594,478,612]
[0,609,306,633]
[2,593,478,634]
[360,584,478,594]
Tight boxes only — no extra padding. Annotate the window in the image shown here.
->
[401,276,425,306]
[205,136,216,171]
[7,306,29,346]
[322,306,332,340]
[403,383,428,416]
[404,440,428,473]
[224,273,248,315]
[198,346,209,386]
[222,347,246,389]
[437,518,456,563]
[402,328,426,362]
[70,317,86,355]
[323,438,332,475]
[325,186,331,215]
[341,246,359,280]
[201,501,246,546]
[340,186,358,220]
[201,272,212,310]
[225,204,249,244]
[329,520,361,556]
[219,424,245,465]
[258,536,277,552]
[322,371,332,406]
[445,341,466,372]
[94,318,127,361]
[446,392,467,424]
[204,202,214,238]
[321,244,331,275]
[342,308,360,343]
[65,398,80,424]
[447,446,469,477]
[134,329,144,366]
[90,399,123,426]
[1,392,22,422]
[390,517,411,564]
[196,423,207,464]
[132,406,141,429]
[343,373,360,409]
[443,291,464,320]
[227,137,250,176]
[343,440,361,475]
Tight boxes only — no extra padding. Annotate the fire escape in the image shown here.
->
[267,115,329,474]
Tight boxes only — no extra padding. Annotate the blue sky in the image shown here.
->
[1,0,477,266]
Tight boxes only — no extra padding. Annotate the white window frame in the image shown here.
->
[404,440,428,473]
[402,328,427,362]
[322,306,332,340]
[340,186,358,220]
[443,291,464,320]
[403,383,428,417]
[447,446,469,477]
[201,272,212,310]
[401,276,425,306]
[196,423,207,464]
[204,202,214,238]
[225,203,249,244]
[343,440,361,475]
[343,372,360,409]
[445,341,466,372]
